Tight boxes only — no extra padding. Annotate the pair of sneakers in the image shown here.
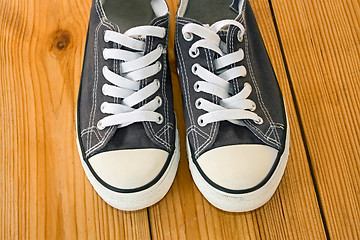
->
[76,0,290,212]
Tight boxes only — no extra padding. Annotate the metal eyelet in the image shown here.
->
[100,102,107,113]
[157,115,164,124]
[157,44,163,50]
[237,31,244,42]
[191,63,200,75]
[97,120,105,130]
[156,61,162,70]
[254,117,264,125]
[195,98,202,109]
[193,82,201,92]
[154,79,160,87]
[183,32,193,41]
[197,117,206,127]
[156,96,162,106]
[156,44,165,54]
[250,103,256,111]
[189,48,200,58]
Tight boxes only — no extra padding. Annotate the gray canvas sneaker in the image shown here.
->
[175,0,290,212]
[76,0,180,211]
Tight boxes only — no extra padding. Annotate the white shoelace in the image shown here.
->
[182,20,263,127]
[97,26,166,130]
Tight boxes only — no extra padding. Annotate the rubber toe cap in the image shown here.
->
[197,145,278,190]
[89,149,168,189]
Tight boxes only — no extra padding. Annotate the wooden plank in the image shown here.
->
[0,0,151,239]
[270,0,360,238]
[147,0,327,239]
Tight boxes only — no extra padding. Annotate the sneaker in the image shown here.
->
[76,0,180,211]
[175,0,290,212]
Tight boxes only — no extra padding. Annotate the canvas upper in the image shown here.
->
[77,0,177,193]
[175,0,288,194]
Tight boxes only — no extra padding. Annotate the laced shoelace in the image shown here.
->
[182,20,264,127]
[97,26,166,130]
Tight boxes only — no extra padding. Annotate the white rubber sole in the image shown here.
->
[76,130,180,211]
[187,124,290,212]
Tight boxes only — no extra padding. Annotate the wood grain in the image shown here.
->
[0,0,151,239]
[147,0,327,239]
[1,0,359,239]
[270,0,360,238]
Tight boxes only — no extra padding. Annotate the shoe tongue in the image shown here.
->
[224,25,240,54]
[128,14,168,41]
[230,0,245,14]
[206,21,240,55]
[218,30,228,43]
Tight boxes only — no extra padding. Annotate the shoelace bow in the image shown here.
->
[182,20,263,127]
[97,26,166,130]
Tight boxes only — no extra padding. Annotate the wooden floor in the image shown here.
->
[1,0,360,239]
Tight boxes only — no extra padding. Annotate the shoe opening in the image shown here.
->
[102,0,168,31]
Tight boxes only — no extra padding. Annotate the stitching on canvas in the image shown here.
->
[86,20,102,151]
[244,29,281,146]
[81,129,101,141]
[186,125,209,139]
[175,20,197,149]
[145,41,171,147]
[84,3,118,156]
[156,123,173,138]
[230,26,240,94]
[177,18,218,157]
[156,122,174,136]
[246,120,280,147]
[244,37,272,123]
[144,17,170,149]
[194,47,217,156]
[81,126,102,139]
[158,18,170,145]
